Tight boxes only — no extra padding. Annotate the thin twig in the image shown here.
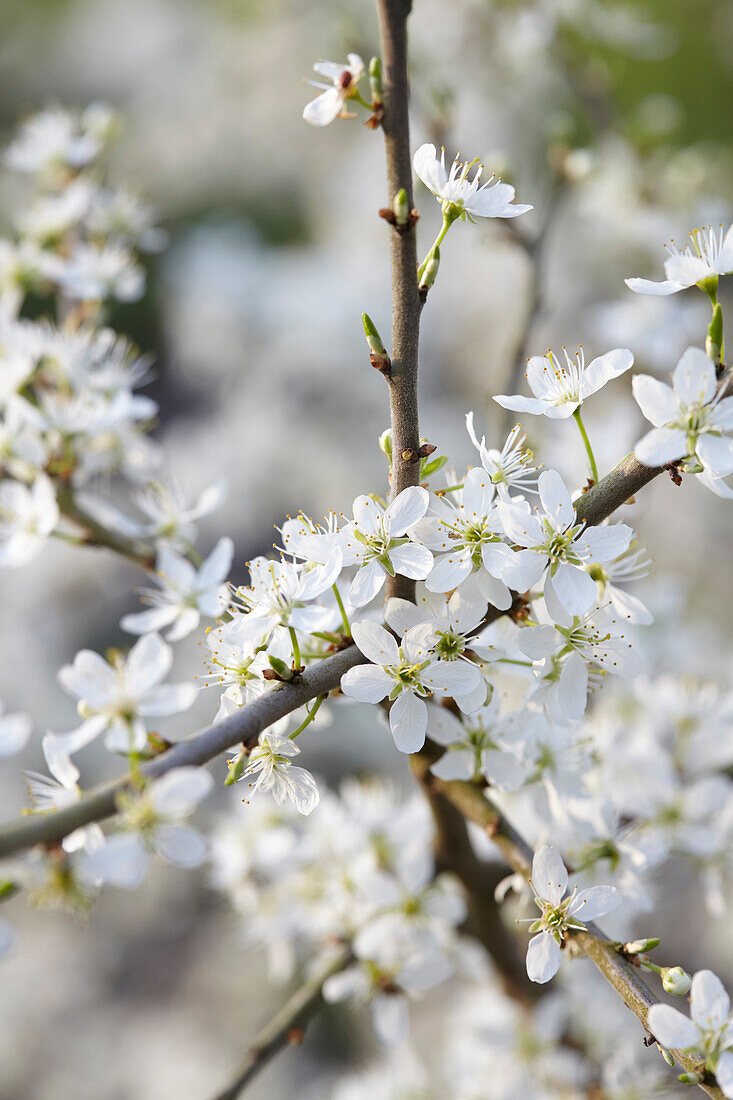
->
[377,0,423,603]
[211,945,351,1100]
[410,756,724,1098]
[56,484,156,569]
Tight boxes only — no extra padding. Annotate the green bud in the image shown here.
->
[224,752,246,787]
[268,656,292,681]
[660,1047,676,1067]
[0,880,18,902]
[379,429,393,461]
[623,937,660,955]
[678,1072,702,1085]
[706,302,724,362]
[662,966,692,996]
[418,245,440,290]
[392,188,409,227]
[369,57,383,107]
[362,313,387,357]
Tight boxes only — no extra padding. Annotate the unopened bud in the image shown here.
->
[662,966,692,996]
[266,656,293,681]
[379,429,393,460]
[362,313,387,357]
[623,937,660,955]
[678,1072,702,1085]
[706,302,723,362]
[418,245,440,291]
[224,751,247,786]
[369,57,383,107]
[660,1047,676,1067]
[392,188,409,227]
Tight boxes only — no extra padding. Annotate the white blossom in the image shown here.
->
[413,144,532,220]
[50,632,196,755]
[240,723,320,815]
[494,345,633,419]
[343,487,433,607]
[524,845,621,983]
[648,970,733,1096]
[121,537,233,641]
[626,224,733,296]
[466,415,541,497]
[633,346,733,493]
[0,475,59,566]
[302,54,365,127]
[341,621,479,754]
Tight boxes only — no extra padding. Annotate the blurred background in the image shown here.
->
[0,0,731,1096]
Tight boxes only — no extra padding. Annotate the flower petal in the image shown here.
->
[531,845,568,905]
[634,427,688,467]
[526,932,561,984]
[646,1004,698,1050]
[389,691,427,754]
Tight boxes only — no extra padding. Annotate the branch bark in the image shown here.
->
[0,646,366,858]
[377,0,423,602]
[411,759,724,1099]
[211,945,351,1100]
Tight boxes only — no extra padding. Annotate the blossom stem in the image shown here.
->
[497,658,533,668]
[332,583,351,635]
[288,627,302,669]
[417,214,453,281]
[351,89,374,112]
[572,407,599,483]
[289,694,326,739]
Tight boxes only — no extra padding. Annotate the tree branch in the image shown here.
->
[211,944,351,1100]
[0,646,366,858]
[377,0,423,603]
[56,484,156,569]
[410,758,724,1098]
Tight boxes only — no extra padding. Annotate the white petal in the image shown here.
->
[646,1004,698,1050]
[384,597,427,637]
[383,486,429,534]
[138,682,196,716]
[691,970,730,1031]
[430,750,474,780]
[531,845,568,905]
[154,823,207,867]
[575,523,633,564]
[501,549,546,593]
[125,633,172,695]
[424,660,481,697]
[425,550,473,592]
[389,542,434,579]
[426,704,464,746]
[526,932,561,984]
[81,833,150,889]
[349,560,386,607]
[351,621,399,666]
[548,562,597,616]
[558,653,588,720]
[567,885,621,921]
[673,346,717,405]
[413,142,448,196]
[518,625,557,660]
[538,470,574,529]
[302,87,343,126]
[389,692,427,754]
[197,536,234,588]
[632,374,679,426]
[493,393,549,415]
[624,277,682,296]
[371,993,409,1048]
[340,664,392,704]
[579,348,634,399]
[697,433,733,477]
[120,605,179,636]
[715,1051,733,1096]
[634,428,688,467]
[150,766,213,816]
[0,712,31,756]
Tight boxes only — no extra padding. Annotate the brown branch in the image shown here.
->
[411,759,724,1098]
[377,0,423,603]
[56,483,156,569]
[211,944,351,1100]
[0,646,366,858]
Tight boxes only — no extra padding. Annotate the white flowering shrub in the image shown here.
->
[0,4,732,1098]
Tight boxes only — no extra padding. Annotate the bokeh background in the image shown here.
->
[0,1,731,1097]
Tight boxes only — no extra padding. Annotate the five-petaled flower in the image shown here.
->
[626,224,733,297]
[633,346,733,495]
[302,54,365,127]
[524,845,621,984]
[341,621,479,754]
[648,969,733,1097]
[413,143,532,222]
[494,346,633,419]
[343,487,433,607]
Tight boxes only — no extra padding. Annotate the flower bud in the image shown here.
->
[418,245,440,291]
[225,751,247,786]
[369,57,383,107]
[662,966,692,996]
[362,313,387,357]
[379,429,393,461]
[266,656,293,682]
[392,188,409,227]
[678,1072,702,1085]
[623,937,660,955]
